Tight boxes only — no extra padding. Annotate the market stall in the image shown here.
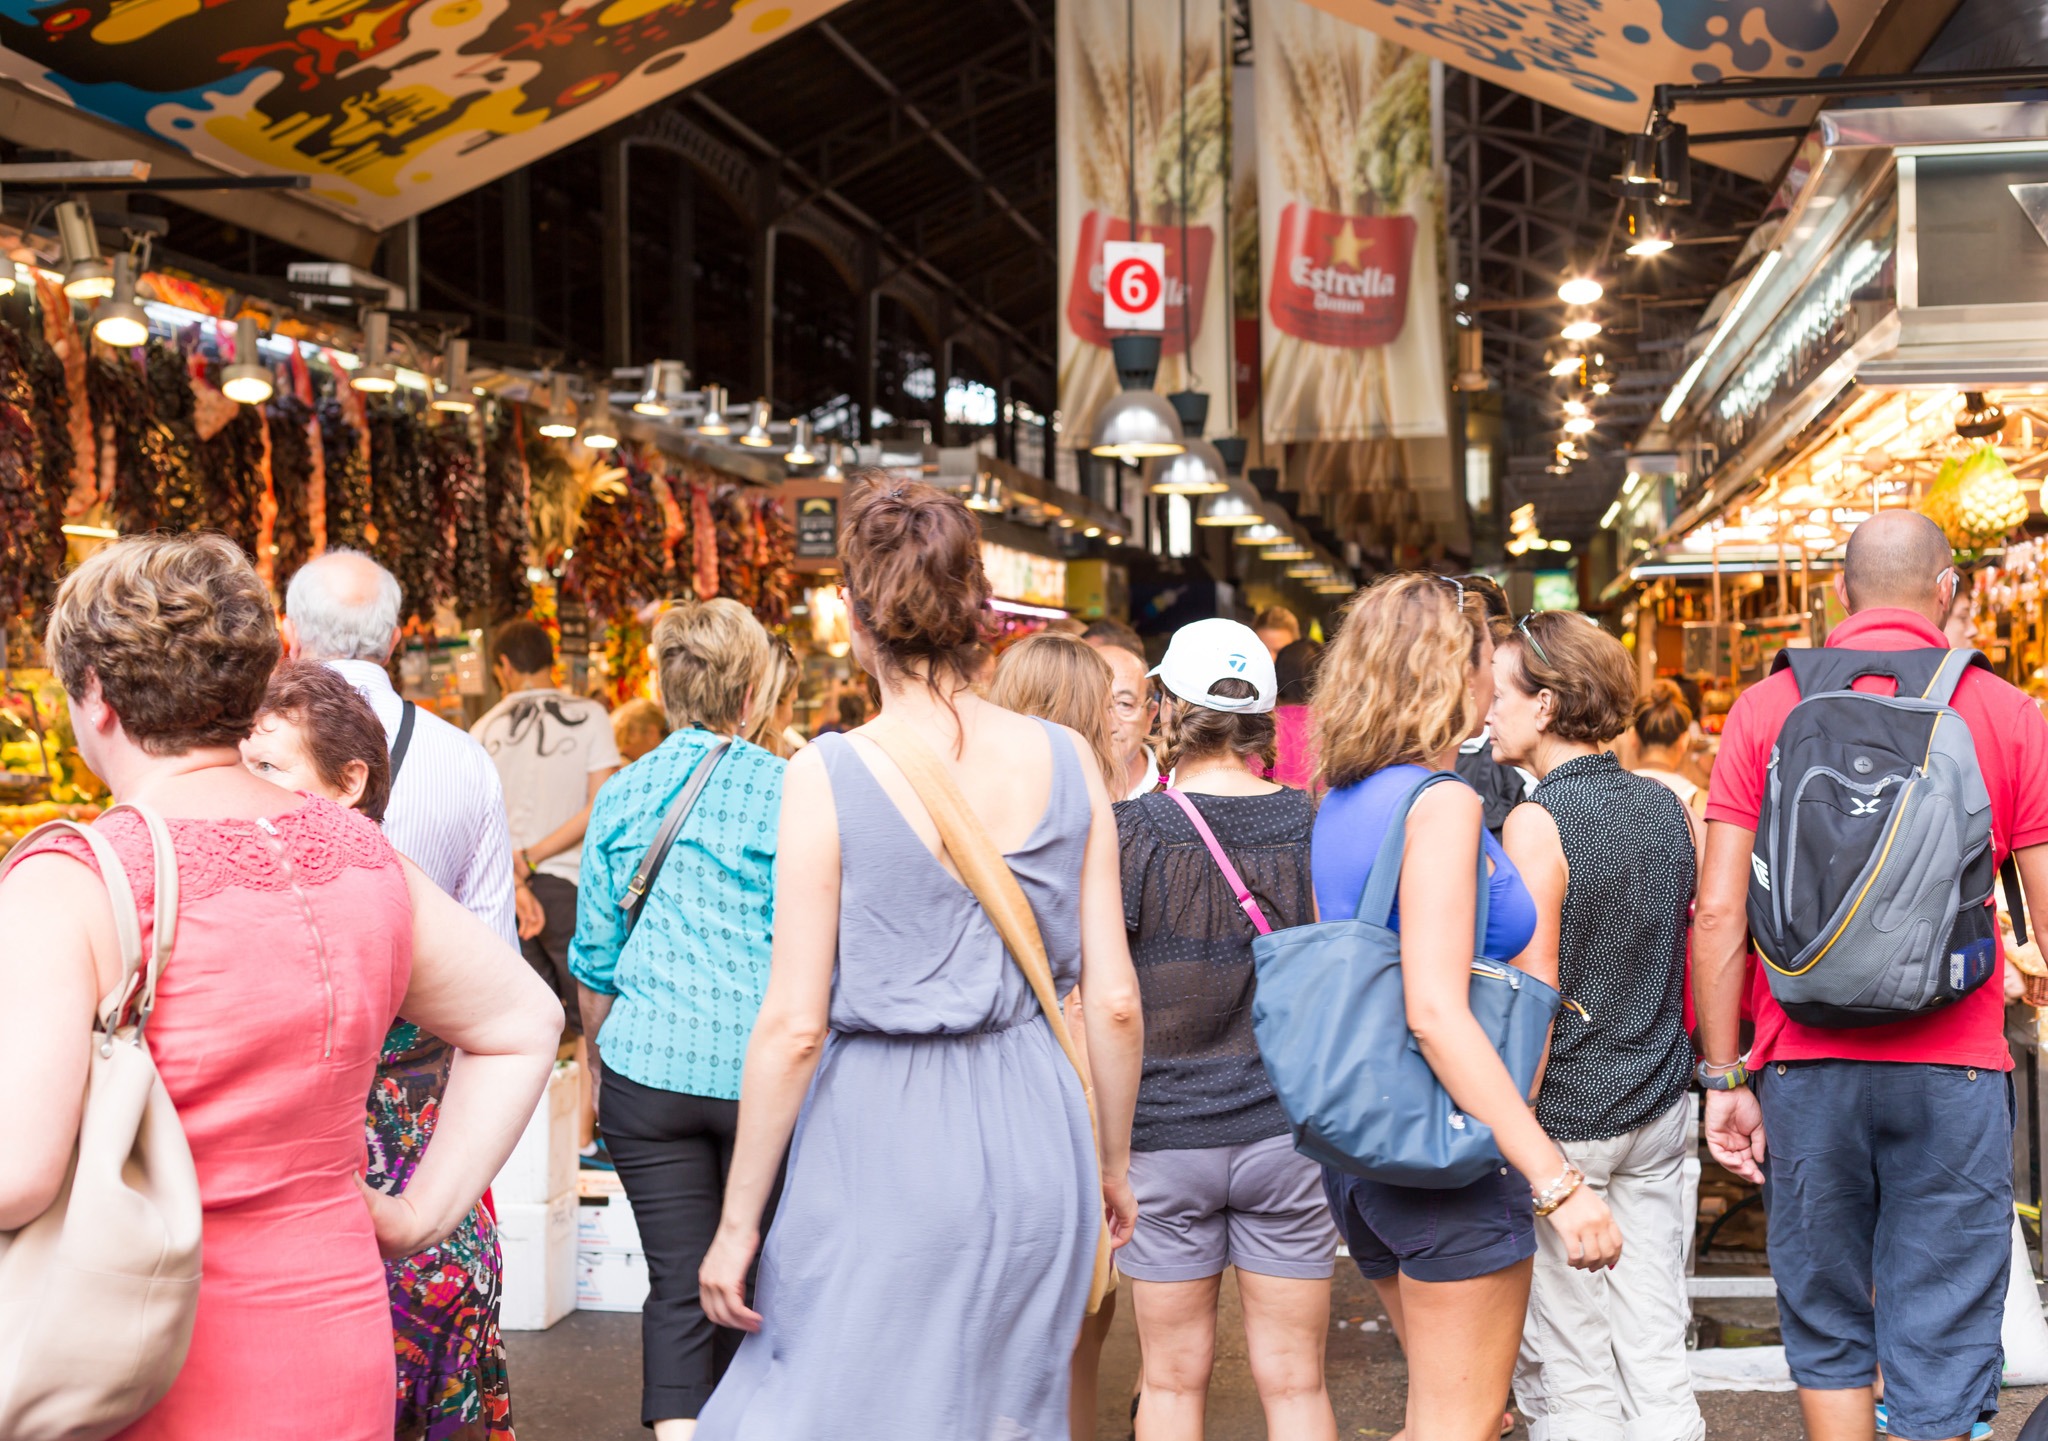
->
[1608,98,2048,1287]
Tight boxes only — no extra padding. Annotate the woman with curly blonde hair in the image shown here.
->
[1309,573,1620,1441]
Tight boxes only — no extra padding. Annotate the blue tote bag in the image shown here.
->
[1251,771,1560,1189]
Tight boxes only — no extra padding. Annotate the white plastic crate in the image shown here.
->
[498,1192,577,1330]
[494,1060,580,1206]
[576,1247,650,1313]
[577,1190,641,1253]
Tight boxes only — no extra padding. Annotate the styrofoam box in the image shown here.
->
[494,1060,580,1205]
[577,1247,651,1313]
[577,1191,642,1253]
[499,1192,578,1330]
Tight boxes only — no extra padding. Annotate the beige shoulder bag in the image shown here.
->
[864,717,1116,1315]
[0,803,203,1441]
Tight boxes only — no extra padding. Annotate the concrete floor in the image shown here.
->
[503,1264,2048,1439]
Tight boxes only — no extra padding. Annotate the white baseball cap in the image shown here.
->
[1147,618,1278,714]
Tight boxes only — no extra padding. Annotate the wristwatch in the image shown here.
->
[1695,1058,1749,1091]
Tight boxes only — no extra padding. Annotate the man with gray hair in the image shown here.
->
[282,549,519,947]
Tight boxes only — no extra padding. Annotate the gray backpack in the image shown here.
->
[1747,647,2013,1028]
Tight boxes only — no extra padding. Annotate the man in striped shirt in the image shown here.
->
[281,550,519,948]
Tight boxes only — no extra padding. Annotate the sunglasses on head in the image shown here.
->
[1516,614,1552,668]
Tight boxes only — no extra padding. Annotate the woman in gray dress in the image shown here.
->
[696,479,1144,1440]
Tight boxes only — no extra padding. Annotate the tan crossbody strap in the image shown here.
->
[863,716,1089,1083]
[4,802,180,1034]
[863,716,1115,1311]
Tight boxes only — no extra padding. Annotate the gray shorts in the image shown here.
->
[1122,1132,1339,1283]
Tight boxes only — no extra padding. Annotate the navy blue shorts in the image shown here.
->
[1322,1162,1536,1284]
[1756,1059,2014,1440]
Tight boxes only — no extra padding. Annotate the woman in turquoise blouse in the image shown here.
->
[570,598,785,1441]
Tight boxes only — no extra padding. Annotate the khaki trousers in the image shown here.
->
[1512,1096,1705,1441]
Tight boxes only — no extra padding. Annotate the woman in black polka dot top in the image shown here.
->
[1489,610,1703,1441]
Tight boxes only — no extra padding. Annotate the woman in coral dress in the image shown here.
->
[0,535,562,1441]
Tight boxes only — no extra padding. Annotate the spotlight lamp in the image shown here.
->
[219,315,275,404]
[1557,275,1603,306]
[1956,391,2007,440]
[578,397,621,450]
[1561,316,1603,342]
[1547,347,1584,379]
[697,384,731,436]
[820,442,847,482]
[1624,194,1674,256]
[738,398,774,447]
[1564,415,1596,436]
[350,310,398,393]
[537,375,578,439]
[1235,523,1285,547]
[90,254,150,349]
[55,201,113,300]
[432,337,476,414]
[635,360,689,416]
[1561,398,1588,417]
[784,418,818,466]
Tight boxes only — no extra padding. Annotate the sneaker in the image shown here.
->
[578,1138,615,1171]
[1877,1407,1993,1440]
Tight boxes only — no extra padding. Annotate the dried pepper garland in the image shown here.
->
[265,392,319,589]
[482,408,531,620]
[563,450,666,620]
[196,389,267,559]
[142,343,206,530]
[0,320,55,620]
[755,495,795,627]
[367,402,441,622]
[20,323,75,612]
[318,397,371,552]
[433,421,491,617]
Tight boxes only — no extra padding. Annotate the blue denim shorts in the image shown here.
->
[1322,1161,1536,1284]
[1756,1059,2014,1440]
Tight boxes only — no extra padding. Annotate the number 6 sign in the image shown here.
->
[1103,240,1166,331]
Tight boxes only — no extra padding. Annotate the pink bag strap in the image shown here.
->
[1164,787,1272,936]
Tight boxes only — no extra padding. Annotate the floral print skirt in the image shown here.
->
[368,1021,516,1441]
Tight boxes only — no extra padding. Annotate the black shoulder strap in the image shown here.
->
[1773,646,1988,702]
[620,737,733,935]
[2007,856,2031,948]
[388,700,418,782]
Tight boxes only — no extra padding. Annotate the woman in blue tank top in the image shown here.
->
[1309,573,1621,1441]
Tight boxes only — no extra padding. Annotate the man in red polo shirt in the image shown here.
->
[1695,510,2048,1441]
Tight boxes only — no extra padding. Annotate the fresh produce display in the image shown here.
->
[0,801,106,860]
[1921,445,2030,550]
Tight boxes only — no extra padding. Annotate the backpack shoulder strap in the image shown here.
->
[1921,647,1992,708]
[1774,645,1983,701]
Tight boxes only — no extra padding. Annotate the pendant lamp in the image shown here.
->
[579,397,621,450]
[351,311,398,393]
[785,419,818,466]
[431,338,475,413]
[1090,336,1185,459]
[220,315,275,404]
[636,360,689,416]
[697,385,731,436]
[90,255,149,349]
[537,375,578,438]
[738,399,774,447]
[56,202,113,301]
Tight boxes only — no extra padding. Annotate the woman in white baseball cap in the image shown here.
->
[1117,617,1338,1440]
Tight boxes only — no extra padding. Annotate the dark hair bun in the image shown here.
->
[1634,677,1694,747]
[841,476,991,684]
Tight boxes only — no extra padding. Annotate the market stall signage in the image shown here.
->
[1704,196,1893,458]
[0,0,853,226]
[980,541,1068,611]
[795,497,837,559]
[1101,240,1168,332]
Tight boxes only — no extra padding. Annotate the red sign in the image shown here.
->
[1107,252,1161,317]
[1267,204,1415,349]
[1067,211,1216,352]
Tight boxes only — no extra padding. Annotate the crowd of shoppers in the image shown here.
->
[8,483,2045,1441]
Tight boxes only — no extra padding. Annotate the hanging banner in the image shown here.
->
[1057,0,1230,447]
[0,0,850,228]
[1254,0,1446,446]
[1299,0,1887,182]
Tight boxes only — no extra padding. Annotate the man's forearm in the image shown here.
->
[1693,821,1758,1066]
